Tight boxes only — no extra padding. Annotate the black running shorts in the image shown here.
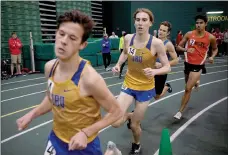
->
[184,62,206,75]
[155,74,168,95]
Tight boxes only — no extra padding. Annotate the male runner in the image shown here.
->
[16,10,123,155]
[111,8,171,154]
[154,21,179,100]
[174,14,218,119]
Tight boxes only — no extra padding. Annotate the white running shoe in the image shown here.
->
[104,141,122,155]
[106,67,111,71]
[174,112,182,120]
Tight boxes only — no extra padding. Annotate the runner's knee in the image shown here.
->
[130,121,140,131]
[185,85,193,92]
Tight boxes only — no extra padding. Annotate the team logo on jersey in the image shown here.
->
[128,47,136,56]
[51,94,65,108]
[189,39,196,46]
[132,56,142,63]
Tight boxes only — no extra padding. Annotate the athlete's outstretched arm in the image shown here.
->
[209,34,218,58]
[80,68,123,137]
[177,32,191,52]
[153,39,171,75]
[167,42,179,66]
[16,60,54,131]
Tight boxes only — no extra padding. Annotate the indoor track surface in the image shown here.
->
[1,57,228,155]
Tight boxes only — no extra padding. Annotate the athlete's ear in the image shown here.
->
[205,22,208,27]
[79,41,88,51]
[134,21,137,28]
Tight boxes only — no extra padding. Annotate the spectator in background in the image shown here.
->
[109,32,119,38]
[101,33,112,71]
[175,30,183,59]
[211,28,215,33]
[223,29,228,56]
[8,32,23,76]
[212,28,223,56]
[118,31,127,79]
[153,29,158,38]
[208,28,215,57]
[176,30,183,46]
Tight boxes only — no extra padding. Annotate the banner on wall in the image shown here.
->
[208,15,228,22]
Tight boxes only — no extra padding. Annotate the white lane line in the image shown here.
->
[206,65,227,68]
[1,95,117,144]
[0,65,117,86]
[1,78,227,144]
[2,61,225,86]
[0,76,188,117]
[171,61,227,69]
[153,96,228,155]
[0,70,118,86]
[1,82,47,93]
[1,91,46,103]
[1,77,45,86]
[1,120,53,144]
[0,76,183,118]
[2,64,227,92]
[1,70,227,103]
[168,69,228,82]
[1,74,126,93]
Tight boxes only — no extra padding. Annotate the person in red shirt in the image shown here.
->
[213,28,223,56]
[174,14,218,119]
[8,32,23,76]
[176,30,183,45]
[176,30,183,58]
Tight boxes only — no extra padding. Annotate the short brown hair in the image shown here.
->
[160,21,172,32]
[133,8,154,24]
[57,10,95,43]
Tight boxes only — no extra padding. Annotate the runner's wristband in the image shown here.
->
[81,129,89,138]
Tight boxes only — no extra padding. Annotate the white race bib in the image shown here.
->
[128,47,136,56]
[44,140,56,155]
[189,39,196,46]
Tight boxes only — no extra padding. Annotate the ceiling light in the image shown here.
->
[206,11,224,14]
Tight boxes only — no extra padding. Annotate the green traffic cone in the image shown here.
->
[158,128,172,155]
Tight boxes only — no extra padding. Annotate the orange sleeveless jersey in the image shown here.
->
[185,30,211,65]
